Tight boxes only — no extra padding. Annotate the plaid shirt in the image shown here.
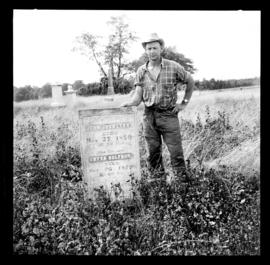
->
[134,58,190,110]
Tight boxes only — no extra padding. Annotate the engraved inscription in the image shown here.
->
[88,153,134,163]
[79,108,141,199]
[85,121,131,131]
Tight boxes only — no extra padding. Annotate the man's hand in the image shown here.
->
[172,103,187,114]
[120,86,143,108]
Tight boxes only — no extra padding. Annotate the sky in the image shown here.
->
[13,10,260,87]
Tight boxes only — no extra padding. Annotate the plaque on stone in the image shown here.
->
[78,107,141,200]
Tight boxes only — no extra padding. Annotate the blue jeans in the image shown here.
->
[143,107,186,178]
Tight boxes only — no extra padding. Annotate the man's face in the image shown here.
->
[145,41,163,61]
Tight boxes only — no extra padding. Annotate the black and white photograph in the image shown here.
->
[13,9,260,255]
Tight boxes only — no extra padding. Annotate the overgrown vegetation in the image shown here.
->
[13,95,260,255]
[13,168,260,255]
[181,106,247,168]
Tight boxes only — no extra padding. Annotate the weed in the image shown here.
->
[13,92,260,255]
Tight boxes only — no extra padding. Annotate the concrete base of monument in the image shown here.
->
[51,102,66,107]
[104,96,114,101]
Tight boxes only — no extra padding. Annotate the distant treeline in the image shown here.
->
[14,77,260,102]
[194,77,260,90]
[13,78,134,102]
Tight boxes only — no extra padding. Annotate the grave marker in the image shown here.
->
[107,65,115,96]
[51,84,65,107]
[78,107,141,200]
[64,85,77,106]
[105,66,115,101]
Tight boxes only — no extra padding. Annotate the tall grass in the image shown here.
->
[13,86,260,255]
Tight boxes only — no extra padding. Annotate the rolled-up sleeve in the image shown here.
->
[134,67,144,87]
[176,63,190,83]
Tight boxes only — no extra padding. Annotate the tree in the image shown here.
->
[32,86,40,99]
[73,15,137,83]
[40,83,52,98]
[129,46,197,74]
[73,34,107,77]
[62,83,69,94]
[73,80,86,91]
[14,85,35,102]
[13,86,18,101]
[162,46,196,74]
[209,78,216,90]
[104,16,138,79]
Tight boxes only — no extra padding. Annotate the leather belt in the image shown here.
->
[146,106,174,113]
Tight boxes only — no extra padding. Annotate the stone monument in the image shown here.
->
[107,66,115,95]
[105,65,115,101]
[78,106,141,200]
[64,85,77,106]
[51,83,66,107]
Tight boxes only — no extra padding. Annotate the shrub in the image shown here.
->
[14,86,38,102]
[114,78,133,94]
[77,77,134,97]
[39,83,52,99]
[78,82,103,96]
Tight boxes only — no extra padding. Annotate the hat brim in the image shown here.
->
[142,39,165,49]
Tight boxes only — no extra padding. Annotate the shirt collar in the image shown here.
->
[142,57,166,71]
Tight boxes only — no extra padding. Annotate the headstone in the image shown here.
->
[78,107,141,200]
[64,85,77,105]
[51,84,65,107]
[105,66,115,101]
[107,66,115,95]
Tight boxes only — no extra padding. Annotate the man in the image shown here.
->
[121,33,194,182]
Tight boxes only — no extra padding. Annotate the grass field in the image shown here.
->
[14,85,260,175]
[13,85,260,255]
